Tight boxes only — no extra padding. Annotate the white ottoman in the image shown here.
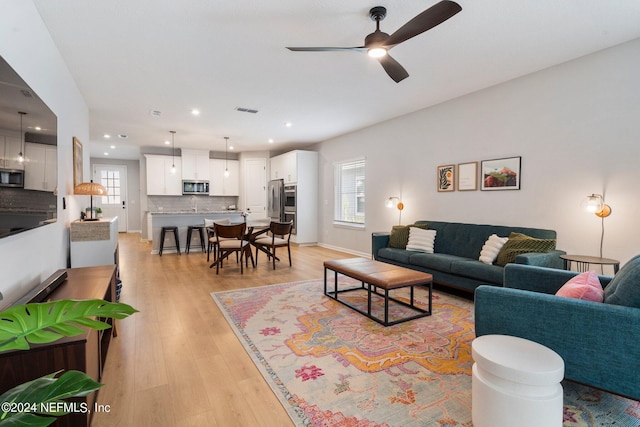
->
[472,335,565,427]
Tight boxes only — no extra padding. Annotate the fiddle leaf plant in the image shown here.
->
[0,299,137,426]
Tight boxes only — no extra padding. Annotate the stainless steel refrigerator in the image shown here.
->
[268,179,285,222]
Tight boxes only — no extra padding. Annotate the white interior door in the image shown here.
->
[243,158,267,219]
[93,164,128,232]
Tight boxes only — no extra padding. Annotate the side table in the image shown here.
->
[560,254,620,274]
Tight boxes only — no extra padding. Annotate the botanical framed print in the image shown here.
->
[481,156,521,191]
[437,164,455,192]
[73,137,83,187]
[457,162,478,191]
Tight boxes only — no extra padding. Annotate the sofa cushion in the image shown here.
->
[406,228,436,253]
[388,224,429,249]
[479,234,509,265]
[409,253,468,273]
[377,247,412,264]
[450,260,505,285]
[603,254,640,308]
[556,271,604,302]
[495,232,556,267]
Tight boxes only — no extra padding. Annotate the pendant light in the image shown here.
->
[169,131,176,174]
[18,111,26,163]
[224,136,230,178]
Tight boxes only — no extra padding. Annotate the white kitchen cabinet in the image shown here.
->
[181,149,210,181]
[270,151,296,183]
[24,142,57,192]
[209,159,239,196]
[145,154,182,195]
[270,150,318,244]
[0,135,24,170]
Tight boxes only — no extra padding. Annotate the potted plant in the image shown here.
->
[0,299,137,426]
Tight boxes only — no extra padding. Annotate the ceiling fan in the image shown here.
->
[286,1,462,83]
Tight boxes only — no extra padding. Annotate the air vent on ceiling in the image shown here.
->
[149,109,162,118]
[235,107,259,114]
[21,89,33,98]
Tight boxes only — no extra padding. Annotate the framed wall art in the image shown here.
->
[457,161,478,191]
[481,156,521,191]
[73,137,83,187]
[437,164,455,192]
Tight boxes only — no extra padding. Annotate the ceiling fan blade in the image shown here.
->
[378,54,409,83]
[384,0,462,47]
[287,47,366,52]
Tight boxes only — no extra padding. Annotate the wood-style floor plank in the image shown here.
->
[91,233,356,427]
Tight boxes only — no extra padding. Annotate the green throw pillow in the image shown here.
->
[495,232,556,267]
[388,223,429,249]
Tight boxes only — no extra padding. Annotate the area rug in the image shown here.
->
[211,279,640,427]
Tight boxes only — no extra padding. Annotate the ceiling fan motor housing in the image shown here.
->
[369,6,387,22]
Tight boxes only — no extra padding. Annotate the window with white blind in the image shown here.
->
[334,158,365,226]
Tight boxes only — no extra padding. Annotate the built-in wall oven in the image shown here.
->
[284,185,296,235]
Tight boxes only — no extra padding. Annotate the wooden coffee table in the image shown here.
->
[323,258,433,326]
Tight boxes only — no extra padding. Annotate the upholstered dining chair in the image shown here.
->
[252,221,293,270]
[205,218,230,262]
[210,222,255,274]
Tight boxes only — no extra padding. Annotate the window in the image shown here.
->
[334,158,365,225]
[99,169,121,205]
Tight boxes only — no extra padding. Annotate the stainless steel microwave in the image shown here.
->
[182,180,209,195]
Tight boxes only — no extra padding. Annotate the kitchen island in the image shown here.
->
[148,211,244,254]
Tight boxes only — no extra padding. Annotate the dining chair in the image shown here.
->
[205,218,230,262]
[252,221,293,269]
[210,222,255,274]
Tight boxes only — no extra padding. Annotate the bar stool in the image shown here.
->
[159,226,180,256]
[186,225,206,254]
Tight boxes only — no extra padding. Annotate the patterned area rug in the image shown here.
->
[211,279,640,426]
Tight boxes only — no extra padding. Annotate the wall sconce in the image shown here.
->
[582,194,611,218]
[385,196,404,225]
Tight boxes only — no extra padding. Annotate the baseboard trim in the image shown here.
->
[316,243,369,259]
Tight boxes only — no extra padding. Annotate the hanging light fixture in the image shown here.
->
[224,136,230,178]
[18,111,26,163]
[169,131,176,174]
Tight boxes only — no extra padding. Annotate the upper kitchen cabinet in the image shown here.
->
[24,142,56,192]
[181,149,210,181]
[209,159,239,196]
[270,151,297,183]
[0,135,24,170]
[145,154,182,195]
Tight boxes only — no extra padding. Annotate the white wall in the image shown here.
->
[0,1,90,309]
[317,38,640,268]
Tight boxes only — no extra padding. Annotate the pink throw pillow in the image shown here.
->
[555,270,604,302]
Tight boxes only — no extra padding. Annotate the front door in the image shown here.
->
[93,164,128,232]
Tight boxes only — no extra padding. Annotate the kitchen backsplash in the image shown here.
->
[148,195,239,213]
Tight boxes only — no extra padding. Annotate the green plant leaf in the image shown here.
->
[0,370,102,426]
[0,299,138,352]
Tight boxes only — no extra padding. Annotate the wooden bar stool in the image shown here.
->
[159,226,180,256]
[186,225,206,254]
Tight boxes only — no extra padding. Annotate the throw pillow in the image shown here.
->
[479,234,509,265]
[406,227,437,253]
[555,271,604,302]
[388,223,429,249]
[495,232,556,267]
[603,254,640,308]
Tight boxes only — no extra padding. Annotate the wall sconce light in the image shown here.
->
[582,194,611,218]
[385,196,404,225]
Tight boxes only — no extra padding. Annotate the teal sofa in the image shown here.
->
[371,221,565,293]
[475,259,640,400]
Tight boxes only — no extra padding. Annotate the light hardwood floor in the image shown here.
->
[91,232,357,427]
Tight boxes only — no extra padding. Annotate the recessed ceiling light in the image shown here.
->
[285,122,292,128]
[268,138,274,143]
[34,126,41,131]
[229,145,234,150]
[110,145,116,149]
[164,140,170,145]
[191,109,200,116]
[104,152,109,156]
[104,134,111,138]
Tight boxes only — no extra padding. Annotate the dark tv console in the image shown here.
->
[0,265,118,427]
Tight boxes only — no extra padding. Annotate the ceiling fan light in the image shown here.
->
[368,47,387,58]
